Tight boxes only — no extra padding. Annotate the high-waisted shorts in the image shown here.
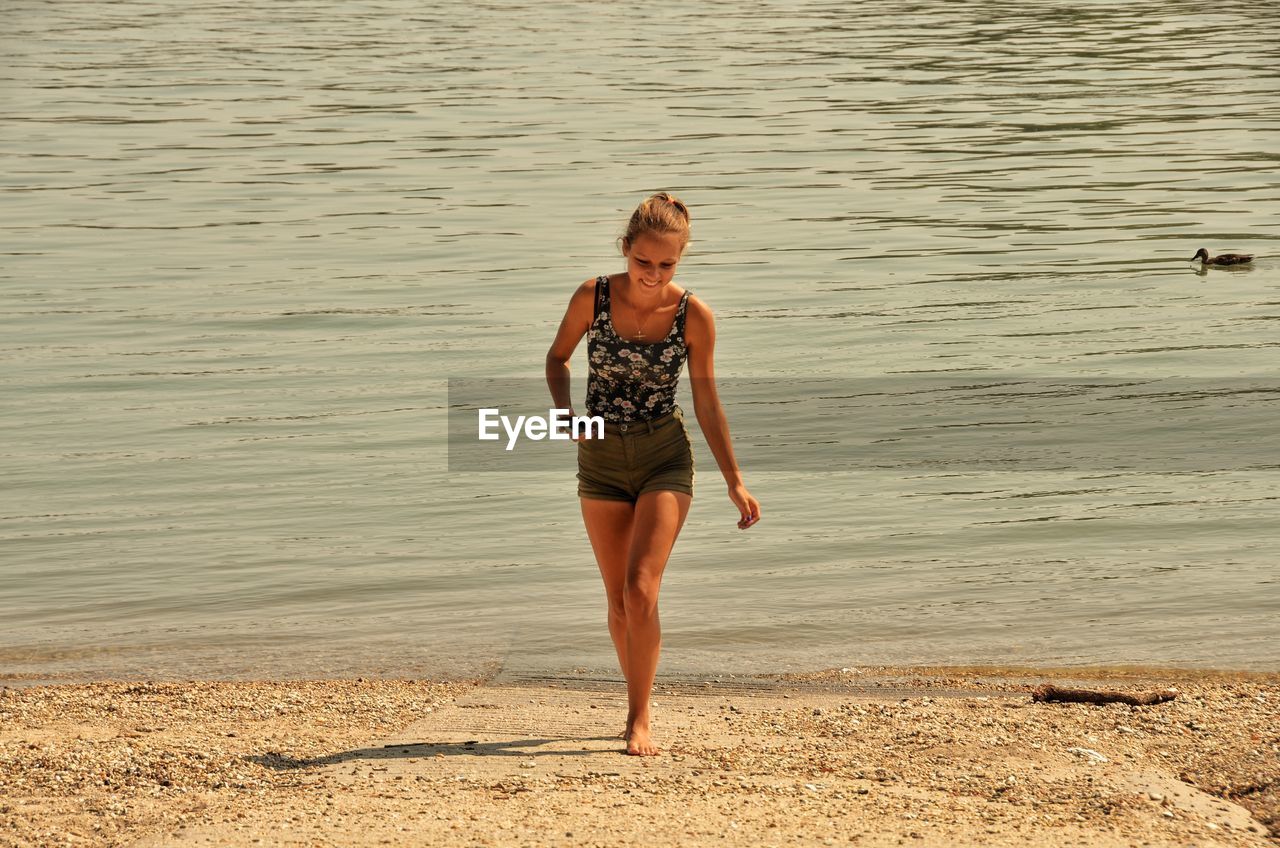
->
[577,408,695,502]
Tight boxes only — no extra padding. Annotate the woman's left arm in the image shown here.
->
[686,296,761,530]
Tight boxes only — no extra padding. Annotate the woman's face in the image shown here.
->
[623,231,685,294]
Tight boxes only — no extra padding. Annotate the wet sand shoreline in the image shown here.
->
[2,666,1276,846]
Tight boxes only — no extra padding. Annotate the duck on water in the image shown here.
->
[1191,248,1253,266]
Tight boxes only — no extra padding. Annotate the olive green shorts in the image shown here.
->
[577,408,695,502]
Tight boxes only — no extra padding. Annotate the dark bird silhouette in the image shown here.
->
[1191,248,1253,266]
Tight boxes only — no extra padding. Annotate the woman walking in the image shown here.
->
[545,192,761,756]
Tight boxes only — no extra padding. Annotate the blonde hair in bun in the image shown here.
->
[620,192,691,253]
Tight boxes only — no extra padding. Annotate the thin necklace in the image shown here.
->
[625,284,662,341]
[634,302,659,340]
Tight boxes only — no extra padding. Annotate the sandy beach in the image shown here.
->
[2,666,1276,847]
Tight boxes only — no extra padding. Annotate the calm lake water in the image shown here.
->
[2,0,1278,681]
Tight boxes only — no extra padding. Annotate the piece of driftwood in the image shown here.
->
[1032,684,1178,706]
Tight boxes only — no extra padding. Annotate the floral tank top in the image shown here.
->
[586,275,692,423]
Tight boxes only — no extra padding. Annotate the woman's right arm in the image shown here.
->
[545,278,598,413]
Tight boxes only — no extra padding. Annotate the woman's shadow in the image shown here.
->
[248,735,627,771]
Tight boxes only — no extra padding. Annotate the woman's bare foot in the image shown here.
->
[625,720,659,756]
[619,710,637,742]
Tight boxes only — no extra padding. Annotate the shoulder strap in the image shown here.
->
[593,275,609,321]
[676,290,692,334]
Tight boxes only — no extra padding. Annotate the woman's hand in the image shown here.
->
[729,483,761,530]
[558,409,587,442]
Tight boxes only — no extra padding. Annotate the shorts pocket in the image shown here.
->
[647,424,693,469]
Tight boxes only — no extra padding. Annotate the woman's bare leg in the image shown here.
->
[623,489,692,756]
[580,498,636,734]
